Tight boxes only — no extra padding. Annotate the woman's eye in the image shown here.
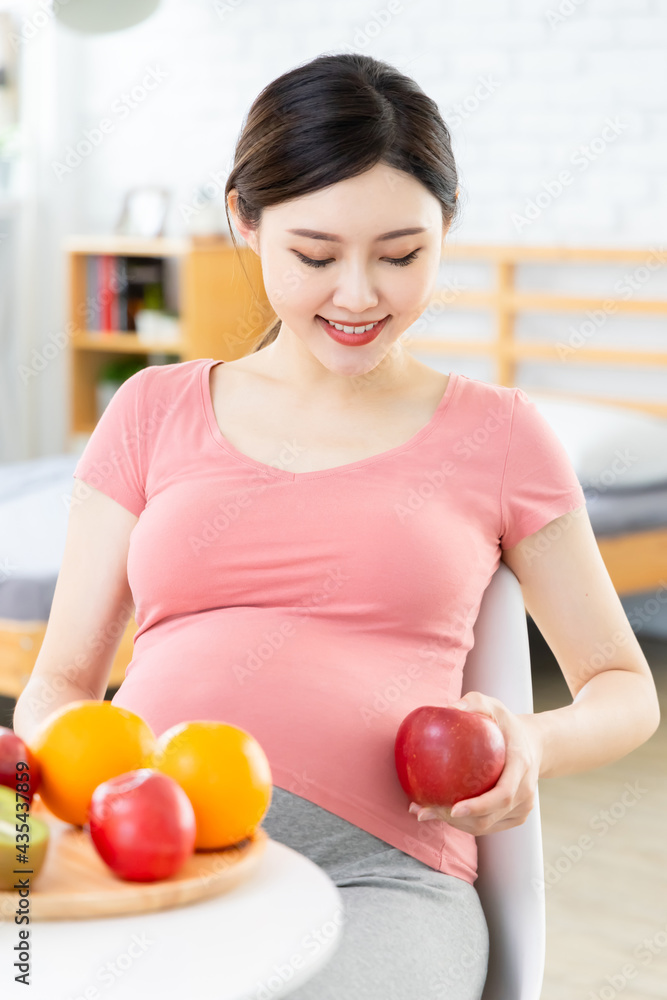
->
[294,252,333,268]
[386,250,420,267]
[293,249,420,268]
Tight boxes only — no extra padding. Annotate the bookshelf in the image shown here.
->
[65,234,274,441]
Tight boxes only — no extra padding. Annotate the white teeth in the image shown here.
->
[324,318,382,334]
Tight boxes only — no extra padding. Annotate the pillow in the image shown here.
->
[525,392,667,492]
[0,458,77,576]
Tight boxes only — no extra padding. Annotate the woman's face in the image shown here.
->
[229,161,450,379]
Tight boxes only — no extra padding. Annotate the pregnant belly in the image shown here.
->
[111,606,457,794]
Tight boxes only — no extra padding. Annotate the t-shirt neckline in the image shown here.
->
[200,358,459,482]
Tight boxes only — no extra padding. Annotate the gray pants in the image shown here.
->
[261,786,489,1000]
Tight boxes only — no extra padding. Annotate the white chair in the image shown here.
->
[461,560,546,1000]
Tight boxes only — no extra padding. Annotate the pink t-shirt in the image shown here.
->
[72,357,586,884]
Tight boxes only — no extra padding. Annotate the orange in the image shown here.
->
[28,701,156,826]
[149,721,272,849]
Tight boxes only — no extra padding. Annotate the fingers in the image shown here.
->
[409,786,511,825]
[472,806,532,835]
[453,782,513,819]
[448,759,517,816]
[451,692,504,725]
[417,807,448,822]
[409,802,452,822]
[408,779,524,830]
[451,693,491,717]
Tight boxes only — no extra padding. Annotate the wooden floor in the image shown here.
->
[528,620,667,1000]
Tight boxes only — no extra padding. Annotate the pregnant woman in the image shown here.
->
[14,53,660,999]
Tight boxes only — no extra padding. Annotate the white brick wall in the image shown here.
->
[12,0,667,457]
[63,0,666,251]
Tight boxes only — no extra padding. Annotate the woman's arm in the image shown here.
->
[13,479,139,746]
[14,676,97,747]
[520,667,659,781]
[504,504,660,780]
[413,506,660,831]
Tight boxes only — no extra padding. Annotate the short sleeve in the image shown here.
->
[72,368,148,517]
[499,388,587,550]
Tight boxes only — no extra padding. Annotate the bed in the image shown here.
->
[2,243,667,699]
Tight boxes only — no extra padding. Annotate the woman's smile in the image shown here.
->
[316,314,390,346]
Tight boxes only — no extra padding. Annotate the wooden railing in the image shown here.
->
[406,244,667,418]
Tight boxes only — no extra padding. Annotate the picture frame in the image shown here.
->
[114,186,170,238]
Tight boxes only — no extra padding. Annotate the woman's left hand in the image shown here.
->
[408,692,543,836]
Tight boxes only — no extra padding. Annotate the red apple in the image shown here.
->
[0,726,41,803]
[395,705,506,808]
[87,768,197,882]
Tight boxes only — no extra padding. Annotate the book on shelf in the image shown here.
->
[84,254,165,334]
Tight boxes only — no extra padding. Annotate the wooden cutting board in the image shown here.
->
[0,795,268,921]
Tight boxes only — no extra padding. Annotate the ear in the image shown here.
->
[227,188,260,255]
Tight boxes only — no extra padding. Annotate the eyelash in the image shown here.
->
[294,249,421,269]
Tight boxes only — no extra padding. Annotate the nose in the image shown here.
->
[330,259,380,314]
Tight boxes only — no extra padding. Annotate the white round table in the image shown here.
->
[0,839,344,1000]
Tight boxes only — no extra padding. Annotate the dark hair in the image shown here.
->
[224,52,460,354]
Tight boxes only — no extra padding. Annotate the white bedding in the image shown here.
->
[528,392,667,492]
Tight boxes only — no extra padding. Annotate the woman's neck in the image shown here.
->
[255,325,419,407]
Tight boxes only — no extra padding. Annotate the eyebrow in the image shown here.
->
[286,226,430,243]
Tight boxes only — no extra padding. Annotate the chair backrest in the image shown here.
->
[461,560,546,1000]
